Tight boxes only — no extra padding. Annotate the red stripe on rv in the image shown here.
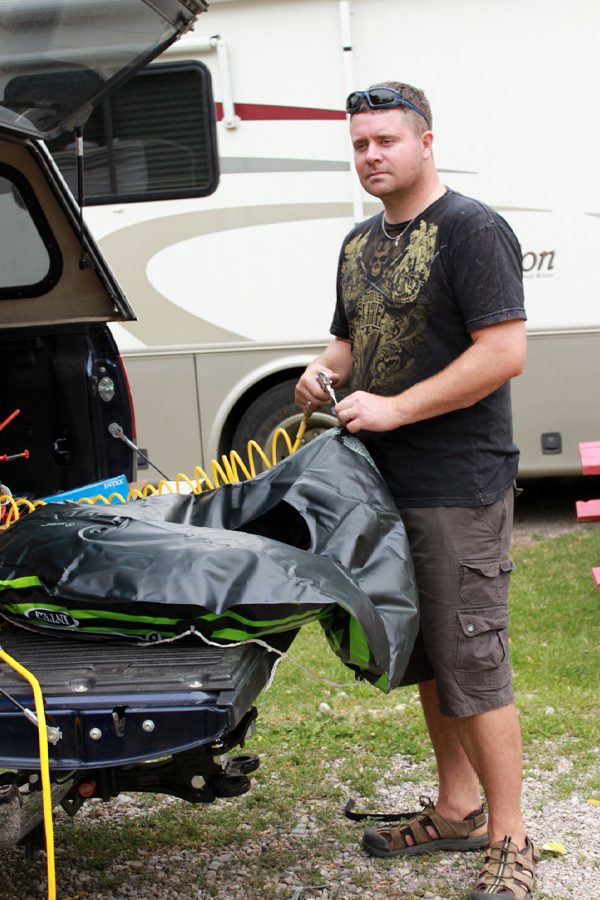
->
[215,103,346,121]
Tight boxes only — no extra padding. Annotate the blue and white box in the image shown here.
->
[42,474,129,505]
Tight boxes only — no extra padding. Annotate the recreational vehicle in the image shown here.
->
[46,0,600,480]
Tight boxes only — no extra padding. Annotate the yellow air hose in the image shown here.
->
[1,414,312,521]
[0,645,55,900]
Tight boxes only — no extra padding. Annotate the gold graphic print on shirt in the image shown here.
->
[342,220,438,393]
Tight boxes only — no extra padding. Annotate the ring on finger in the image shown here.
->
[307,400,312,409]
[344,409,350,421]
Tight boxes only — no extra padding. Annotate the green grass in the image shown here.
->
[3,528,600,899]
[508,531,600,785]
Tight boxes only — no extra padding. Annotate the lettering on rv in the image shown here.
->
[522,250,555,278]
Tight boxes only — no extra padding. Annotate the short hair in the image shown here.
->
[354,81,432,134]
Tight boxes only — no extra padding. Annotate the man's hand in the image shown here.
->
[295,338,352,412]
[295,363,340,411]
[334,392,402,432]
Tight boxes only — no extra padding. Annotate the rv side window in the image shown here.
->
[45,62,219,205]
[0,164,62,299]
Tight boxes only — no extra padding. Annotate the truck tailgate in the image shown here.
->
[0,624,278,769]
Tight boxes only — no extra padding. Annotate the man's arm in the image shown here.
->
[295,337,352,410]
[335,318,526,433]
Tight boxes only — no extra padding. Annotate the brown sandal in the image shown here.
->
[469,835,540,899]
[361,796,488,858]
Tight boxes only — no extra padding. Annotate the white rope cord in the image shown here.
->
[4,619,361,691]
[139,626,360,692]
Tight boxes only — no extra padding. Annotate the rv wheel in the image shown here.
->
[230,378,338,468]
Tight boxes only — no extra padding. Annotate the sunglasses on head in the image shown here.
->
[345,88,430,125]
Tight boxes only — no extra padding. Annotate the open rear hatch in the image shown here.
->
[0,1,211,497]
[0,137,138,496]
[0,0,209,141]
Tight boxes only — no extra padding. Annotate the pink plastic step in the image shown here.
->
[579,441,600,476]
[576,499,600,522]
[593,568,600,592]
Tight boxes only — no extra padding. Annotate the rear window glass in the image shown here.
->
[0,165,62,298]
[46,62,219,205]
[0,0,202,141]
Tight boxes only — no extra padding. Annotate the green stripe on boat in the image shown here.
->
[3,600,334,630]
[1,602,179,627]
[348,617,372,668]
[0,577,43,591]
[199,605,336,628]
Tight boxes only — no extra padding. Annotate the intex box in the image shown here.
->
[42,475,129,505]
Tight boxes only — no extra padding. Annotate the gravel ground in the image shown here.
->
[1,477,598,899]
[2,749,599,900]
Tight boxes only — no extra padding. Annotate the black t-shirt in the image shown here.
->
[330,187,526,507]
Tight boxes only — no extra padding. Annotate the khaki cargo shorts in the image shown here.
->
[397,488,516,718]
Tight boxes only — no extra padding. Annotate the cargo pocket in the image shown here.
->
[459,557,515,604]
[455,608,511,690]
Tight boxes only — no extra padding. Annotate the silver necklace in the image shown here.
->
[381,184,441,247]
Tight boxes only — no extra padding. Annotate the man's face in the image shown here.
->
[350,108,430,201]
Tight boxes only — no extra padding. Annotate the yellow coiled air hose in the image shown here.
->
[0,415,312,522]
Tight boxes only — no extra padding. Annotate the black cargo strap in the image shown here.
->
[344,798,420,822]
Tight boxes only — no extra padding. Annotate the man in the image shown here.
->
[295,82,537,900]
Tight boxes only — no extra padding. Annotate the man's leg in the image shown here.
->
[364,494,527,851]
[418,679,485,826]
[363,494,537,891]
[453,700,525,848]
[404,681,525,848]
